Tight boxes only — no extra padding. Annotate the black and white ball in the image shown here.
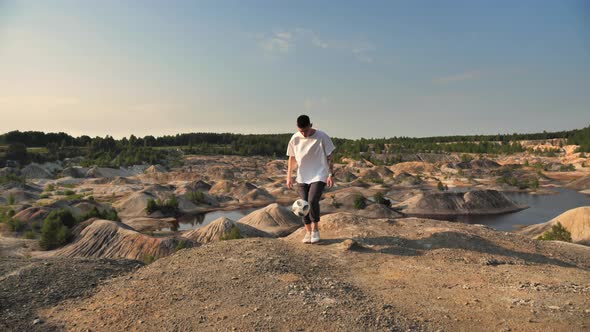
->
[291,199,310,217]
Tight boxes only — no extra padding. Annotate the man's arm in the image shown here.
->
[286,156,297,189]
[326,154,334,188]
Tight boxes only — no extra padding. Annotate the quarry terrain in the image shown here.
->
[1,142,590,331]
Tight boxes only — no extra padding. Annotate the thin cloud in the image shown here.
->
[257,28,375,63]
[259,31,293,54]
[433,70,485,84]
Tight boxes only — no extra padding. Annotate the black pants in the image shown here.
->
[296,181,326,224]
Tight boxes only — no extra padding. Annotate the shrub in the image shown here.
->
[165,195,178,209]
[370,177,384,184]
[220,225,242,240]
[354,194,366,210]
[146,199,157,214]
[39,217,70,250]
[187,191,207,205]
[175,240,188,251]
[44,209,76,228]
[6,218,24,232]
[461,154,474,162]
[77,207,120,222]
[374,192,389,206]
[39,193,51,199]
[7,194,15,205]
[63,189,76,196]
[437,181,445,191]
[537,222,572,242]
[24,230,36,239]
[45,184,55,192]
[142,254,156,264]
[559,164,575,172]
[146,196,179,215]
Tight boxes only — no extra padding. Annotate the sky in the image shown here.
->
[0,0,589,139]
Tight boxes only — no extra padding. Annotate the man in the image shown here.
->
[286,115,336,244]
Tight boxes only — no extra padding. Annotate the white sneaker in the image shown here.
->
[302,232,311,244]
[311,230,320,244]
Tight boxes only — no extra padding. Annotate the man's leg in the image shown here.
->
[296,183,313,233]
[307,181,326,231]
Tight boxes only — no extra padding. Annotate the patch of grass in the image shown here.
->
[39,193,51,199]
[0,174,26,186]
[537,222,572,242]
[370,177,384,184]
[44,184,56,192]
[6,218,24,232]
[175,240,188,251]
[77,206,120,222]
[353,194,366,210]
[187,191,208,205]
[61,183,76,189]
[63,189,76,196]
[7,194,16,205]
[373,192,389,206]
[220,225,242,240]
[24,230,36,239]
[66,193,85,201]
[142,254,156,264]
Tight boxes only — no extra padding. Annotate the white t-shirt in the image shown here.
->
[286,129,336,184]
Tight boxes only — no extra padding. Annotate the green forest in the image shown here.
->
[0,125,588,168]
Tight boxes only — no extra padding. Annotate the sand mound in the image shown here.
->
[389,161,437,175]
[241,188,275,203]
[144,165,167,174]
[518,206,590,245]
[355,203,402,219]
[113,192,157,220]
[50,219,193,260]
[123,217,176,233]
[85,167,137,178]
[238,203,301,237]
[392,172,423,186]
[231,182,258,197]
[207,166,235,180]
[175,180,212,195]
[333,167,358,182]
[566,175,590,191]
[13,206,51,223]
[1,188,39,203]
[394,190,524,216]
[21,163,53,179]
[209,180,233,195]
[61,167,87,178]
[265,160,286,176]
[184,217,271,244]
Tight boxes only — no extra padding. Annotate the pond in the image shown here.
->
[432,188,590,231]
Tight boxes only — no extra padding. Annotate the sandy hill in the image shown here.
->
[28,214,590,332]
[567,175,590,191]
[389,161,437,175]
[43,219,192,260]
[518,206,590,245]
[394,190,524,216]
[183,217,271,244]
[238,203,301,236]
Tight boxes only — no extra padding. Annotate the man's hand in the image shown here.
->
[327,176,334,189]
[286,177,293,189]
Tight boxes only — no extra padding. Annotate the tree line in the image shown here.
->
[1,125,588,167]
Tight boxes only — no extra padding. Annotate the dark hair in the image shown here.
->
[297,115,311,128]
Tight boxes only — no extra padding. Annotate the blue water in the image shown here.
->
[161,188,590,232]
[443,188,590,231]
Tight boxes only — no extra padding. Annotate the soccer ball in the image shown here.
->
[291,199,310,217]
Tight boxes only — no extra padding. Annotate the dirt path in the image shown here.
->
[37,233,590,332]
